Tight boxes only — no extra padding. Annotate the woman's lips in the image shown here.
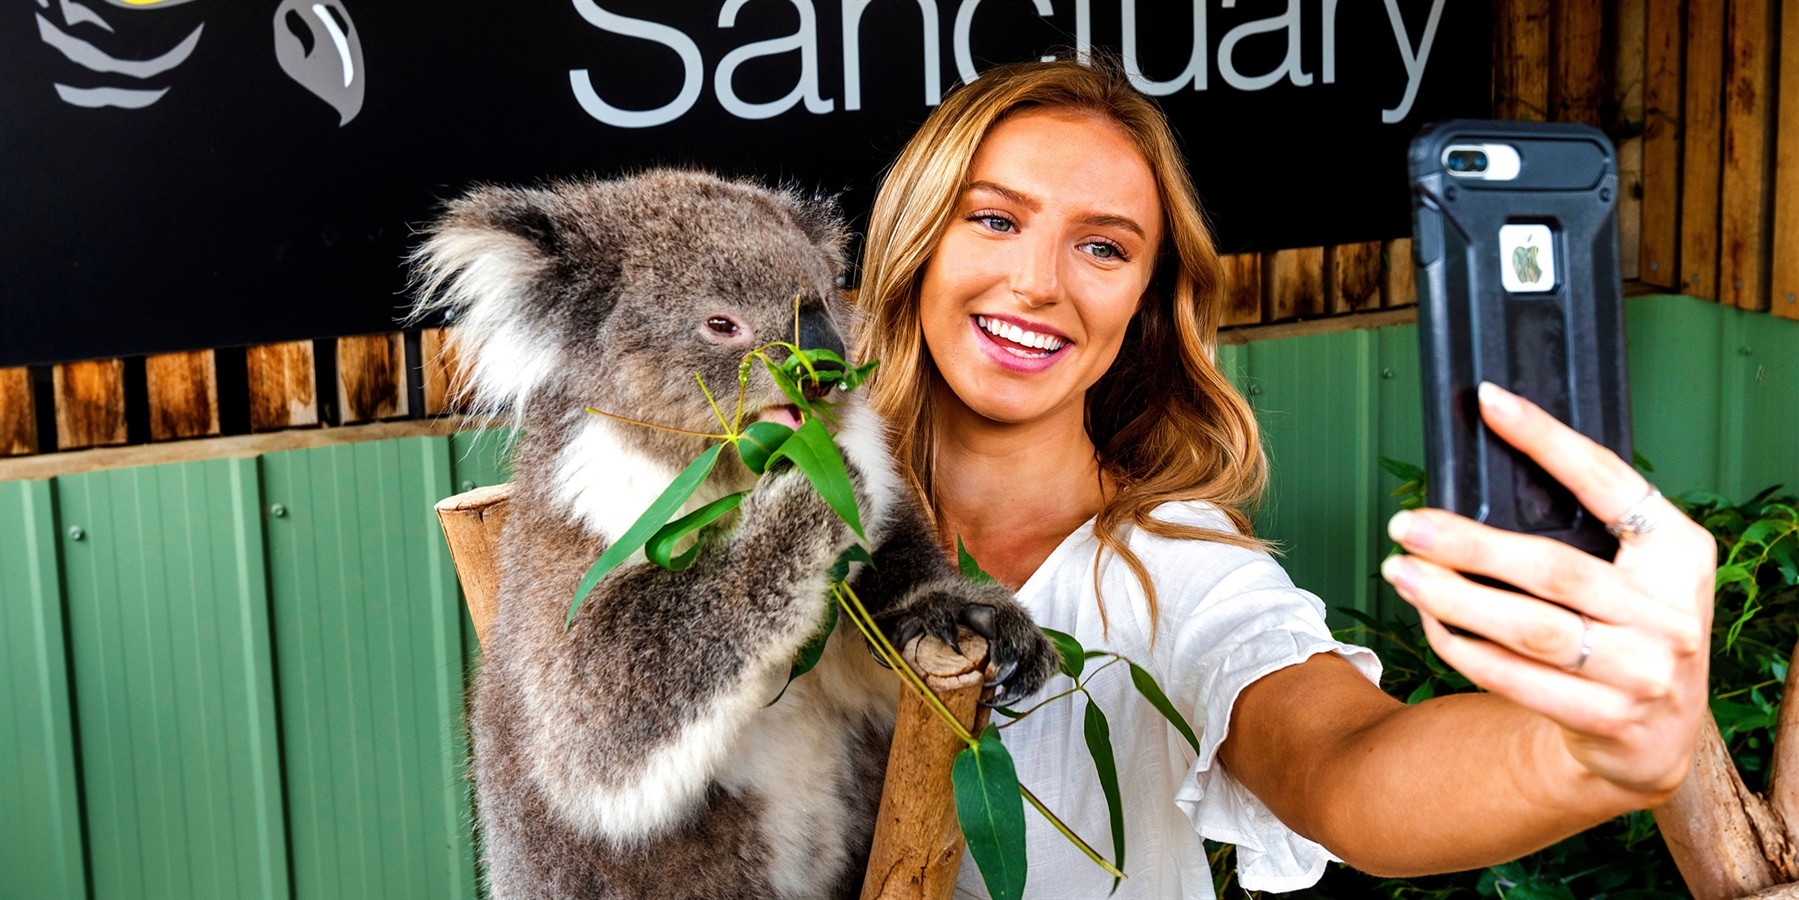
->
[968,315,1071,373]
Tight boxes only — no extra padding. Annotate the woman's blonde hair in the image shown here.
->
[853,56,1269,631]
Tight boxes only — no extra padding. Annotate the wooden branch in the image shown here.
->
[1656,649,1799,900]
[434,483,512,648]
[862,629,989,900]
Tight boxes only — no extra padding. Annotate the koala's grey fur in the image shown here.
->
[410,170,1057,899]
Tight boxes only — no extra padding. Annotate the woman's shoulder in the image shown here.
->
[1122,500,1314,615]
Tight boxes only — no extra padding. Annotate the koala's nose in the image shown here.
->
[794,304,847,401]
[796,304,846,363]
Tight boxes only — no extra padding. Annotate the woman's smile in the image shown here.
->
[970,313,1072,371]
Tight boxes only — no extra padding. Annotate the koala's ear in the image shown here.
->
[407,185,582,421]
[787,191,847,270]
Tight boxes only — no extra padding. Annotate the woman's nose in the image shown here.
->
[1010,233,1060,308]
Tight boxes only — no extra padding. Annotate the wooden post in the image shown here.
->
[862,630,989,900]
[1380,239,1417,308]
[1717,0,1775,312]
[1326,242,1382,316]
[434,483,511,648]
[1262,248,1325,323]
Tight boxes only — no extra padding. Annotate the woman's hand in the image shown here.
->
[1380,382,1716,803]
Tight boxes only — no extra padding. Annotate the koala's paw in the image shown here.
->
[738,465,853,560]
[878,579,1059,707]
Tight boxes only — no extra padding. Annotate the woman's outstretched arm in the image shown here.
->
[1218,383,1716,876]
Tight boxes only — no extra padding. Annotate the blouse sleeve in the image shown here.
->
[1162,550,1383,893]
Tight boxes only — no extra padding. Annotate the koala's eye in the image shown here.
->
[705,316,742,338]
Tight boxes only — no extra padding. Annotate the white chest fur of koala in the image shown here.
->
[410,170,1057,900]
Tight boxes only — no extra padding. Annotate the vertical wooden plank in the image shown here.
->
[1551,0,1607,125]
[0,480,89,900]
[1769,0,1799,321]
[337,333,409,424]
[1326,242,1382,315]
[419,327,470,416]
[247,341,319,432]
[0,367,37,456]
[1613,0,1647,279]
[1717,0,1775,311]
[1261,247,1325,322]
[1217,253,1262,327]
[1641,0,1683,287]
[53,359,127,450]
[1494,0,1553,120]
[144,350,220,442]
[1381,238,1418,308]
[1681,0,1728,300]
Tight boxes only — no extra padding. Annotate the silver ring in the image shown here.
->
[1604,485,1663,541]
[1564,614,1594,672]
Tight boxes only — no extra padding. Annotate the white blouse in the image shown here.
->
[951,500,1383,900]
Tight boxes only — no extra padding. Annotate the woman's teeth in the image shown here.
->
[976,315,1068,356]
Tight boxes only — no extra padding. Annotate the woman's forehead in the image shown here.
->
[965,109,1161,233]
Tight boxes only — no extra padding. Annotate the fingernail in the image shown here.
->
[1387,510,1434,549]
[1478,381,1520,418]
[1382,555,1418,595]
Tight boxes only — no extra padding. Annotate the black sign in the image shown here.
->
[1,0,1490,367]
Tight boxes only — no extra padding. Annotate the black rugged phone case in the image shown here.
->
[1408,119,1630,559]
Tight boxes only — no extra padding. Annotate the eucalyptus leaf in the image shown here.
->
[736,420,795,475]
[1127,662,1201,756]
[1378,456,1426,482]
[1041,627,1085,680]
[644,492,745,570]
[1083,701,1126,893]
[766,363,810,412]
[768,597,839,707]
[826,544,875,582]
[958,536,998,585]
[766,417,865,542]
[953,725,1028,900]
[1406,681,1436,705]
[567,444,723,628]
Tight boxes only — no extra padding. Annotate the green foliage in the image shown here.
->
[1244,466,1799,900]
[567,444,725,626]
[1083,701,1126,894]
[954,725,1030,900]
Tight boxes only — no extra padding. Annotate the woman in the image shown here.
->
[852,58,1715,898]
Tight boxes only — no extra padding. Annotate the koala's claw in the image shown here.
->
[983,657,1018,689]
[880,579,1058,707]
[866,639,894,669]
[959,604,996,641]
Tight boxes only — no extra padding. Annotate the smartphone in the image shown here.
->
[1407,119,1630,560]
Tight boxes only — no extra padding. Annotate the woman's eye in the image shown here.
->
[705,316,740,337]
[974,214,1015,233]
[1081,241,1126,261]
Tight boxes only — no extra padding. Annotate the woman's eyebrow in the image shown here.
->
[965,180,1040,212]
[964,180,1146,240]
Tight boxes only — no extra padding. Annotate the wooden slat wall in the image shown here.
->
[337,334,409,425]
[1681,0,1728,301]
[1327,242,1383,316]
[1775,2,1799,322]
[0,369,35,457]
[145,350,220,442]
[247,342,320,433]
[1382,239,1418,308]
[1614,0,1646,281]
[53,360,126,451]
[1496,0,1553,121]
[1641,0,1683,288]
[1718,0,1776,312]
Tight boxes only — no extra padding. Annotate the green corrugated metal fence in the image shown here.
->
[2,295,1794,898]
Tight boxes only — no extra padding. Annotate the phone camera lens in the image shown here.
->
[1447,150,1489,174]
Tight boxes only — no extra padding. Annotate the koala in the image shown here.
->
[409,170,1058,900]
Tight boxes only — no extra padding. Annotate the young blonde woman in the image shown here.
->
[852,59,1716,898]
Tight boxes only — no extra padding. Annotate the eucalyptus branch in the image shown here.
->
[694,372,733,436]
[583,407,730,440]
[996,656,1125,728]
[1021,784,1127,879]
[832,581,977,749]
